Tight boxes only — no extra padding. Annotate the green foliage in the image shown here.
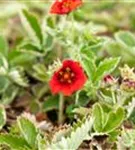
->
[103,107,125,133]
[0,134,30,150]
[20,9,43,49]
[0,35,8,57]
[117,128,135,150]
[115,31,135,48]
[80,47,96,79]
[107,31,135,65]
[92,57,120,86]
[0,3,135,149]
[0,113,47,150]
[0,105,6,129]
[0,112,94,150]
[48,117,93,150]
[93,103,125,133]
[93,103,105,132]
[8,51,35,67]
[17,116,38,148]
[0,35,30,104]
[42,95,59,112]
[82,49,120,97]
[30,64,49,82]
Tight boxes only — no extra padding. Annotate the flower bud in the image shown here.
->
[120,65,135,80]
[120,79,135,92]
[103,75,115,85]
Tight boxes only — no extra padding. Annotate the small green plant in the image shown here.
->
[0,112,94,150]
[0,1,135,150]
[0,35,30,104]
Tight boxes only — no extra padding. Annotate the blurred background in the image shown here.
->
[1,0,135,65]
[1,0,135,36]
[0,0,135,49]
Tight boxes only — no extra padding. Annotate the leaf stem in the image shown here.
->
[58,93,64,124]
[111,90,116,104]
[75,91,80,106]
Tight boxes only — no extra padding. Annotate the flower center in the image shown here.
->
[63,73,70,80]
[63,1,72,8]
[59,67,75,84]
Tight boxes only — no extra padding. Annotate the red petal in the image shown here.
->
[50,0,82,15]
[49,59,87,96]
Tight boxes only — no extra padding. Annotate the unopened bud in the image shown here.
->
[120,79,135,92]
[103,75,115,85]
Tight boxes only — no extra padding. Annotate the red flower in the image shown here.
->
[50,0,82,15]
[49,60,87,96]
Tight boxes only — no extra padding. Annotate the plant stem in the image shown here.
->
[71,12,75,43]
[111,90,116,104]
[58,93,64,124]
[75,91,80,106]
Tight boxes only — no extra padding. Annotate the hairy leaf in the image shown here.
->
[42,95,59,112]
[0,35,8,57]
[20,9,43,49]
[1,85,19,105]
[80,47,96,79]
[0,105,6,130]
[0,77,9,94]
[115,31,135,48]
[48,117,93,150]
[103,107,125,133]
[93,57,120,85]
[93,103,104,132]
[17,116,38,148]
[8,50,35,67]
[0,134,30,150]
[9,68,28,87]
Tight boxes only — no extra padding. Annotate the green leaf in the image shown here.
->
[20,9,43,48]
[8,68,28,87]
[44,34,53,51]
[128,108,135,124]
[0,54,8,71]
[37,134,47,150]
[115,31,135,48]
[108,129,120,142]
[17,116,38,148]
[0,134,30,150]
[31,64,49,82]
[42,95,59,112]
[66,104,77,117]
[30,101,40,114]
[93,103,105,132]
[1,85,19,105]
[117,128,135,149]
[19,42,40,51]
[77,91,90,106]
[0,77,9,94]
[32,84,48,99]
[80,47,96,79]
[0,35,8,57]
[49,117,93,150]
[93,57,120,85]
[0,105,6,130]
[8,50,35,67]
[106,41,135,65]
[103,107,125,133]
[73,107,91,116]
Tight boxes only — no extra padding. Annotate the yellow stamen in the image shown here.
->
[59,71,63,75]
[63,73,70,80]
[71,73,75,77]
[66,67,71,72]
[68,79,72,83]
